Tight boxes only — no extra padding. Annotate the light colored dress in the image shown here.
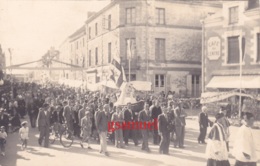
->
[19,127,29,140]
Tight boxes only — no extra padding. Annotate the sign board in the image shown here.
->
[207,37,221,60]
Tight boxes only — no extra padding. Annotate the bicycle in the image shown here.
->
[49,123,74,148]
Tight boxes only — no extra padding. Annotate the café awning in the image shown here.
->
[206,76,260,89]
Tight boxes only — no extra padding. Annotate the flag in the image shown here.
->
[127,39,132,60]
[109,58,126,88]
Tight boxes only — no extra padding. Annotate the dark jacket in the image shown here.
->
[95,110,108,132]
[151,106,162,120]
[138,110,150,122]
[199,112,209,128]
[37,110,51,127]
[124,109,132,122]
[0,113,9,129]
[158,113,171,134]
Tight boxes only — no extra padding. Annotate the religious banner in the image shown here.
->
[200,91,256,104]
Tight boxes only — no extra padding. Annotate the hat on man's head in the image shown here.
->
[0,126,5,130]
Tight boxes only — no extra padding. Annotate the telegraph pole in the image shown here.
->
[145,1,149,81]
[8,48,13,99]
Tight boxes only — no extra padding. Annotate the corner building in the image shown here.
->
[203,1,260,110]
[61,0,221,97]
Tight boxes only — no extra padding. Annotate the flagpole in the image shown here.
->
[128,40,131,82]
[239,36,243,119]
[8,48,13,100]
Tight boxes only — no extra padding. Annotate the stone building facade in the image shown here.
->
[203,1,260,115]
[0,45,6,81]
[59,0,221,97]
[203,1,260,92]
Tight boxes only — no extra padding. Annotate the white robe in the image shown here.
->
[232,125,258,162]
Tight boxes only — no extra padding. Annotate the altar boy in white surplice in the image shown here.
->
[233,112,258,166]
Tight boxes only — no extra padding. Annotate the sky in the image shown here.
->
[0,0,110,73]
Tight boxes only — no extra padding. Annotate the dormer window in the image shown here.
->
[229,6,238,24]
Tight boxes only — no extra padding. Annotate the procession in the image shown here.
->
[0,0,260,166]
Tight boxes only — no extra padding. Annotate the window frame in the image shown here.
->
[156,8,165,25]
[229,6,239,24]
[155,74,165,88]
[108,42,112,63]
[126,7,136,24]
[88,50,91,67]
[95,23,98,36]
[227,36,240,64]
[89,27,91,39]
[155,38,166,61]
[108,14,111,30]
[95,47,98,65]
[247,0,260,10]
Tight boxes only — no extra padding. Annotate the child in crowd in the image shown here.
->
[80,111,92,149]
[19,121,29,150]
[0,126,7,156]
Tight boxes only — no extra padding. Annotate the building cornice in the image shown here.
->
[121,23,202,30]
[87,23,202,42]
[156,0,222,8]
[144,66,201,73]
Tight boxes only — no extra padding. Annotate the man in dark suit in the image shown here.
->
[36,103,51,147]
[123,103,133,146]
[63,100,74,138]
[29,96,40,128]
[95,104,109,156]
[174,106,187,148]
[198,106,211,144]
[158,105,171,154]
[0,108,9,132]
[151,100,162,145]
[138,103,151,152]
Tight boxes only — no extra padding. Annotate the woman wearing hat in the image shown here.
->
[205,113,230,166]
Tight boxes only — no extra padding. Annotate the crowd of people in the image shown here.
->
[0,82,258,166]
